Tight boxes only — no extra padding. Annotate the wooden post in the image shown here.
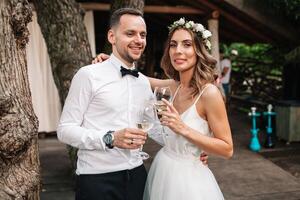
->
[208,10,220,73]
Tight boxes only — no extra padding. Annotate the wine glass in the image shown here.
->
[154,87,172,135]
[135,103,156,160]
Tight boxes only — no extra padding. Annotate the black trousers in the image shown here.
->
[75,165,147,200]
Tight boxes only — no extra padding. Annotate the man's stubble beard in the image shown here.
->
[119,48,144,65]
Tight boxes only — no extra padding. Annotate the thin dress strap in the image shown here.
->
[172,84,181,103]
[193,84,212,105]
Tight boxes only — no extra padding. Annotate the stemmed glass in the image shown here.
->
[154,87,172,135]
[135,102,156,160]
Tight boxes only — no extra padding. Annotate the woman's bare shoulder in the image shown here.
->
[201,84,224,103]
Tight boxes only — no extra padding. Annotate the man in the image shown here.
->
[57,8,151,200]
[220,49,232,99]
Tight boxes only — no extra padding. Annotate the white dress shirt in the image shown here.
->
[57,54,154,175]
[220,58,232,84]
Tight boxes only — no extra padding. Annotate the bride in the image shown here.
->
[143,18,233,200]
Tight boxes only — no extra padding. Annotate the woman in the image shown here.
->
[143,18,233,200]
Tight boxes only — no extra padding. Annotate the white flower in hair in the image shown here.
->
[202,30,212,39]
[168,18,212,50]
[195,24,204,32]
[178,18,185,25]
[205,40,211,50]
[185,22,192,29]
[188,21,194,27]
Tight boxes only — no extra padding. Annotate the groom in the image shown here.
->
[58,8,152,200]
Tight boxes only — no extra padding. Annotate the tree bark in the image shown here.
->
[111,0,145,14]
[0,0,40,199]
[33,0,92,105]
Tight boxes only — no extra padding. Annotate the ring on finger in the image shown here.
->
[130,138,134,145]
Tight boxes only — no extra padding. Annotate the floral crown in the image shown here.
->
[168,18,212,50]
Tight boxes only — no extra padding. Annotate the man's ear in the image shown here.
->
[107,29,115,45]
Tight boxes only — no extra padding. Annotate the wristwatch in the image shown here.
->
[103,130,115,149]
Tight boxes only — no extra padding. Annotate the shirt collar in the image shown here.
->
[109,53,136,71]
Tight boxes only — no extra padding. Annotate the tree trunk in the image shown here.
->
[111,0,145,14]
[0,0,40,199]
[33,0,92,106]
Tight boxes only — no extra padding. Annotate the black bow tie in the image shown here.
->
[120,66,139,78]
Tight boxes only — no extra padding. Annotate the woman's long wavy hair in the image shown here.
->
[161,27,218,96]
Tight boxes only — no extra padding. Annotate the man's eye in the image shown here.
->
[170,43,177,47]
[140,33,146,38]
[127,32,133,37]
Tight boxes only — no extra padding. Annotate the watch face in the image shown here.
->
[104,133,112,145]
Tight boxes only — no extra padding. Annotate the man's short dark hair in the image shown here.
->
[110,8,143,28]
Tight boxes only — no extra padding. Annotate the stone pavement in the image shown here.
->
[39,106,300,200]
[39,137,75,200]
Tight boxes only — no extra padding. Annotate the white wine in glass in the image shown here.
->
[137,121,154,132]
[135,103,155,160]
[154,87,172,135]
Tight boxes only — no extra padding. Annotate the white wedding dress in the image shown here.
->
[144,84,224,200]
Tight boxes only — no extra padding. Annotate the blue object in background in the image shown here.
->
[248,107,261,152]
[263,104,276,148]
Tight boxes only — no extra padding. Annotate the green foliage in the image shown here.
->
[221,43,288,72]
[222,43,274,62]
[222,43,287,101]
[261,1,300,63]
[264,0,300,24]
[285,46,300,63]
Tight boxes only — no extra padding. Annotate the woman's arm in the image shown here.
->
[201,86,233,158]
[160,86,233,159]
[147,77,174,90]
[92,53,110,64]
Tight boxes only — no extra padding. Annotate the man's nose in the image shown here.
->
[134,34,144,43]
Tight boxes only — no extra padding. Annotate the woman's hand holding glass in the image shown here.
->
[159,99,189,136]
[154,87,173,135]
